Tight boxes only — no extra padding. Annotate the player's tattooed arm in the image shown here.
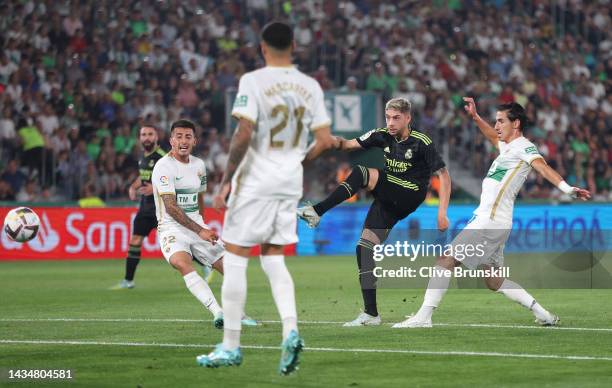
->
[162,194,219,242]
[161,194,204,234]
[221,118,254,185]
[434,167,451,231]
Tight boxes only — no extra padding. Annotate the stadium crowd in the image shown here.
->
[0,0,609,203]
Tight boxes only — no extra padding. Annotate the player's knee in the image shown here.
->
[130,235,144,246]
[212,258,224,274]
[366,168,378,190]
[169,255,193,275]
[360,229,381,245]
[485,276,504,291]
[436,255,457,270]
[346,165,369,190]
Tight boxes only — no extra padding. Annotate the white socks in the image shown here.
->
[183,271,222,316]
[260,255,298,339]
[221,252,249,350]
[497,279,550,320]
[414,267,551,322]
[415,265,452,321]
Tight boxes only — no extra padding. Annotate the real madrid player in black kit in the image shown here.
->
[298,98,451,326]
[111,125,165,289]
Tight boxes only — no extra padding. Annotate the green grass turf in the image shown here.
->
[1,256,611,387]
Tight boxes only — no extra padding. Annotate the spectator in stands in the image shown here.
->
[0,0,608,202]
[78,182,106,208]
[1,159,27,195]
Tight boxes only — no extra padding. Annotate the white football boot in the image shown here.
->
[535,313,560,326]
[297,205,321,228]
[343,312,381,327]
[391,314,432,328]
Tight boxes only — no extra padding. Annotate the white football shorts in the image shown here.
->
[449,216,511,269]
[222,195,298,246]
[157,222,224,266]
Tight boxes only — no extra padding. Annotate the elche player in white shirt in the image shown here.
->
[152,120,256,330]
[393,98,590,329]
[196,22,335,374]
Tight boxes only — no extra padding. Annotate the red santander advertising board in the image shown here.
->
[0,207,295,260]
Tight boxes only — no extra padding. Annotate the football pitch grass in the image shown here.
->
[1,256,611,387]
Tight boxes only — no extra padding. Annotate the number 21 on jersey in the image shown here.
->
[270,104,305,148]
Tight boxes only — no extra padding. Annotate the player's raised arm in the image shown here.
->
[530,158,591,200]
[463,97,499,148]
[212,118,254,209]
[434,167,451,231]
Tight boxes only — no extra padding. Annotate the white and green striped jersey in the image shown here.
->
[473,136,543,225]
[152,154,207,227]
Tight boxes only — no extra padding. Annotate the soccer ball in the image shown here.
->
[3,207,40,243]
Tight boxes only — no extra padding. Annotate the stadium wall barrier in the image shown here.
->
[0,207,296,260]
[297,203,612,255]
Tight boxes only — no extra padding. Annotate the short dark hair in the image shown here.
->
[497,102,528,131]
[170,119,196,134]
[261,21,293,50]
[140,124,157,132]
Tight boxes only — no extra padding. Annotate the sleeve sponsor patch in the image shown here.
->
[524,146,538,154]
[233,95,248,108]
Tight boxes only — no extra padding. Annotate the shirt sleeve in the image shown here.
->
[423,142,446,173]
[152,162,175,195]
[355,129,386,149]
[199,161,207,192]
[310,83,331,131]
[518,142,544,165]
[231,74,258,124]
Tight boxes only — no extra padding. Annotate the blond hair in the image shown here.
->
[385,98,412,114]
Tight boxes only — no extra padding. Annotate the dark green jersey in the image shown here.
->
[138,147,165,213]
[356,128,445,192]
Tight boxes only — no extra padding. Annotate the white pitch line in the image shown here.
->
[1,318,612,333]
[1,339,611,362]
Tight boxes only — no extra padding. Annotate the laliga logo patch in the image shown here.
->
[160,176,169,184]
[405,149,413,159]
[359,130,373,141]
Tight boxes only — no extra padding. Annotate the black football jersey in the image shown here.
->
[138,147,165,213]
[356,128,445,192]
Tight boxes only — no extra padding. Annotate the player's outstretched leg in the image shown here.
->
[344,238,382,326]
[259,253,304,375]
[297,165,370,228]
[169,253,224,328]
[487,276,559,326]
[393,259,453,328]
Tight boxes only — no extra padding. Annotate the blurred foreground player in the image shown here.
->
[111,125,164,289]
[392,98,591,328]
[197,21,335,374]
